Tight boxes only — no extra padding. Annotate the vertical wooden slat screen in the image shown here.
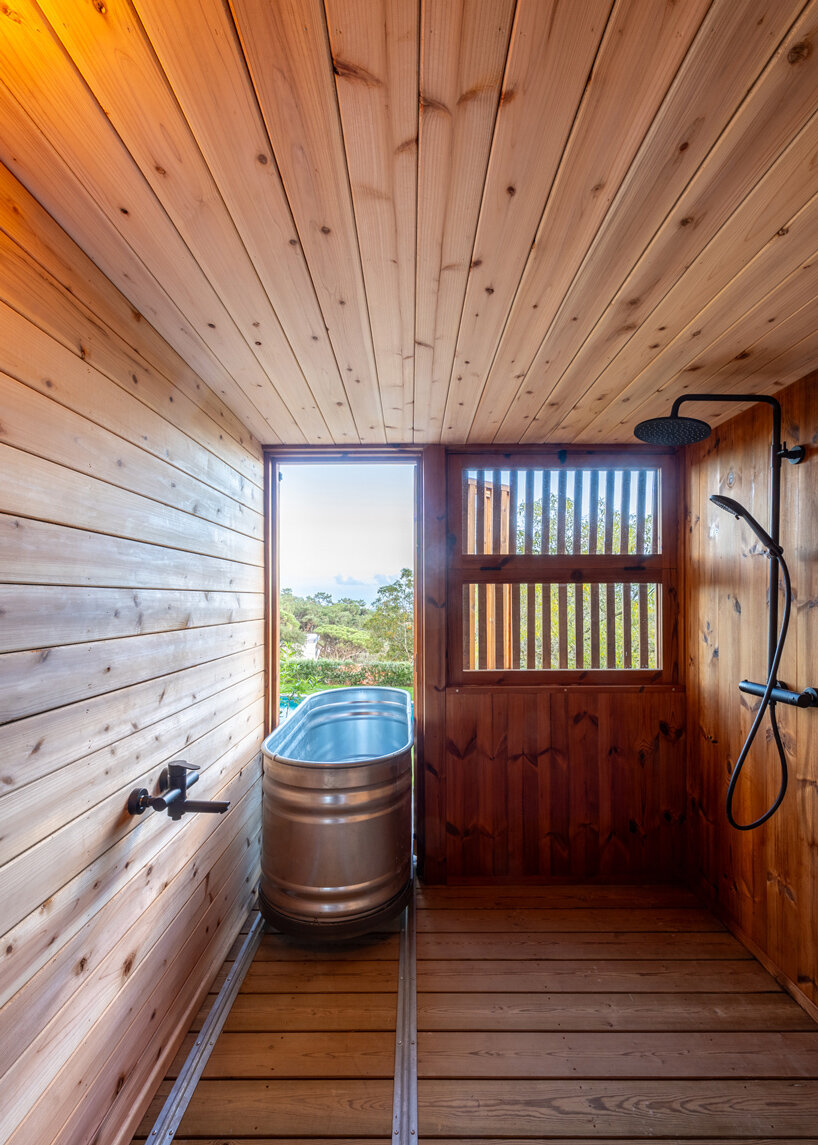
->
[509,470,521,668]
[556,470,568,668]
[492,469,503,669]
[637,468,648,667]
[573,470,584,667]
[524,470,534,554]
[604,470,616,668]
[475,471,487,668]
[588,470,600,668]
[524,469,536,668]
[450,455,673,680]
[620,469,632,668]
[464,477,475,668]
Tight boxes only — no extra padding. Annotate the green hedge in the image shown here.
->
[282,658,413,691]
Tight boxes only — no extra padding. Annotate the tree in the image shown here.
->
[365,568,414,660]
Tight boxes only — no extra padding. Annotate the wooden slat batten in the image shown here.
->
[0,160,264,1145]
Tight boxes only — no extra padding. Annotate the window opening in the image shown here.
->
[448,452,677,684]
[273,460,417,720]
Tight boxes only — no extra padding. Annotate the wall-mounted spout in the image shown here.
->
[128,760,230,820]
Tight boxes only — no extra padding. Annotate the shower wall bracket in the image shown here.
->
[127,760,231,819]
[739,680,818,708]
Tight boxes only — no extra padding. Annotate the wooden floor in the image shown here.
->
[132,884,818,1143]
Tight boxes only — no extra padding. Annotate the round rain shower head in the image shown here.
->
[633,414,712,446]
[709,493,782,556]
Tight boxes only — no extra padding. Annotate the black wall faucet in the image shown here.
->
[127,760,230,820]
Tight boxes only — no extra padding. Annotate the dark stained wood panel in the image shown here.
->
[440,687,685,880]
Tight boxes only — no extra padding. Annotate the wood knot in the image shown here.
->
[257,153,268,165]
[787,41,811,65]
[680,216,694,227]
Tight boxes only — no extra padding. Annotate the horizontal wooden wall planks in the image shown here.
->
[0,158,265,1145]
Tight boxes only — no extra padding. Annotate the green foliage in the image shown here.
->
[497,491,659,669]
[279,642,322,705]
[365,567,414,660]
[279,571,414,664]
[281,658,413,690]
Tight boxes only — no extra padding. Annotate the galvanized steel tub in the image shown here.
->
[260,686,413,938]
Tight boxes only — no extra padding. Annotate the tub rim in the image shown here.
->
[262,684,414,769]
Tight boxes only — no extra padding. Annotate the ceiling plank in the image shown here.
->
[231,0,387,441]
[555,102,818,443]
[0,5,297,442]
[467,0,712,443]
[36,0,331,443]
[414,0,515,442]
[131,0,360,444]
[529,0,818,443]
[440,0,614,442]
[581,197,818,440]
[495,0,808,442]
[326,0,419,443]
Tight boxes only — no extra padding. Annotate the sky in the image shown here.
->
[278,462,415,604]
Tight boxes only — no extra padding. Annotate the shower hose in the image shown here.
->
[725,551,792,831]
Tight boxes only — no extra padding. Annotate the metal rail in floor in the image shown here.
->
[132,883,818,1143]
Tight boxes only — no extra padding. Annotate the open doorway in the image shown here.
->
[267,456,418,725]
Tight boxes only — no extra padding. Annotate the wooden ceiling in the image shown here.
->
[1,0,816,446]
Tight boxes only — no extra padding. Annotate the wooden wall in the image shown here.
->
[418,449,688,884]
[685,374,818,1014]
[0,164,265,1145]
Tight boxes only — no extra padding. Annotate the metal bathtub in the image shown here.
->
[260,686,413,938]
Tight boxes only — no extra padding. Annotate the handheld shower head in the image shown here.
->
[633,413,711,446]
[709,493,783,556]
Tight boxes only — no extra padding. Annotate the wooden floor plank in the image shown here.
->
[417,930,749,960]
[159,1140,816,1145]
[197,1031,395,1078]
[176,1079,393,1136]
[417,991,817,1031]
[418,1030,818,1078]
[418,1079,818,1136]
[167,1029,395,1079]
[417,959,773,993]
[416,908,724,932]
[253,932,399,961]
[416,884,703,909]
[132,884,818,1145]
[210,992,399,1032]
[241,961,398,992]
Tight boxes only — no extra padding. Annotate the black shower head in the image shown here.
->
[709,494,782,556]
[633,413,712,446]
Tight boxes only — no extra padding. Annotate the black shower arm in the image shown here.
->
[670,393,781,456]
